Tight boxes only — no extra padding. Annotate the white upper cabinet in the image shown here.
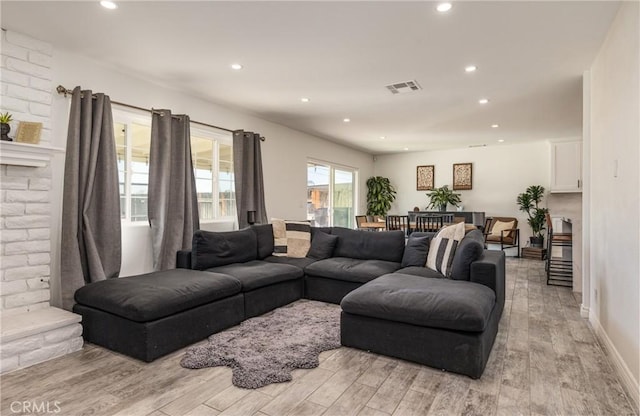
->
[550,141,582,193]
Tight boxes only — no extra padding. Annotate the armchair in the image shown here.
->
[484,217,520,257]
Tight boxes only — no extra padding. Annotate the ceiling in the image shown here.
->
[1,1,620,154]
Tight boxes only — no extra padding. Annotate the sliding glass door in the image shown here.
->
[333,168,354,228]
[307,161,356,228]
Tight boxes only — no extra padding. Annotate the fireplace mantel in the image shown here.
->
[0,141,64,168]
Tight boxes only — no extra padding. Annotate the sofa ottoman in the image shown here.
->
[73,269,244,362]
[340,273,501,378]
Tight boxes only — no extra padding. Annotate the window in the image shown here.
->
[114,108,235,223]
[307,161,356,228]
[115,118,151,223]
[191,128,236,221]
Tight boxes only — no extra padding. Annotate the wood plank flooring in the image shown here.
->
[2,258,638,416]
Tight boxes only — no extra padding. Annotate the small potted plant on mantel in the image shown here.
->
[426,185,461,212]
[0,112,13,141]
[516,185,549,248]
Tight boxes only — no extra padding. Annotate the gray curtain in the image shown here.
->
[233,130,268,228]
[61,87,121,310]
[148,110,199,271]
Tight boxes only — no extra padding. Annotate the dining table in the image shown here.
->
[360,221,387,230]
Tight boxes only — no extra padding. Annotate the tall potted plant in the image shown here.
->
[426,185,461,211]
[516,185,548,247]
[366,176,396,216]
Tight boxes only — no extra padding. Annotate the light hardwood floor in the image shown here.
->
[2,258,638,416]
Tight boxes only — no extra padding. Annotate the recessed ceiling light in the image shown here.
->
[230,63,243,70]
[491,124,499,128]
[436,2,452,13]
[100,1,117,9]
[498,139,505,143]
[343,118,351,123]
[403,147,409,151]
[465,65,477,73]
[301,97,310,103]
[478,98,489,104]
[380,136,386,140]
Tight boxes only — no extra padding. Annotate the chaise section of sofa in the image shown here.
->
[73,269,244,362]
[340,237,506,379]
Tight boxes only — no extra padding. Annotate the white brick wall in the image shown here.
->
[0,323,83,373]
[0,30,83,375]
[1,30,53,314]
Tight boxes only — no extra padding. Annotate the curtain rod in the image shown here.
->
[56,85,266,141]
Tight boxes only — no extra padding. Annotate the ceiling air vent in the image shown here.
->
[385,80,422,95]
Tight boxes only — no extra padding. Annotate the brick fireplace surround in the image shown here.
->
[1,30,83,374]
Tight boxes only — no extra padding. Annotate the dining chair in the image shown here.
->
[385,215,409,236]
[441,213,454,224]
[355,215,367,229]
[415,215,444,232]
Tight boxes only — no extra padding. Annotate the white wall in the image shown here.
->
[48,48,373,298]
[587,1,639,404]
[374,141,551,244]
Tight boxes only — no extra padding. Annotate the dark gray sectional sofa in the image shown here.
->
[73,224,505,378]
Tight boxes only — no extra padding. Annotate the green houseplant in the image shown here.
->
[0,112,13,141]
[516,185,548,247]
[366,176,396,216]
[426,185,461,211]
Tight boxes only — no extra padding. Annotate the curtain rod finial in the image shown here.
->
[56,85,69,97]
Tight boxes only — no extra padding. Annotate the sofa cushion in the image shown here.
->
[396,266,445,279]
[74,269,242,323]
[490,220,515,237]
[308,231,339,260]
[426,222,465,277]
[251,224,274,259]
[332,227,405,262]
[341,273,496,332]
[312,227,333,236]
[401,235,431,267]
[304,257,401,284]
[272,219,311,258]
[207,260,303,292]
[263,255,317,269]
[192,229,257,270]
[450,230,485,281]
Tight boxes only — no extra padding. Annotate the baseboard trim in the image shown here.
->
[589,312,640,410]
[580,304,589,318]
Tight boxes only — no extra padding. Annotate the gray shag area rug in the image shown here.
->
[180,299,341,389]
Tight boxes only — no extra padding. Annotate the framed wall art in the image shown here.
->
[15,121,42,144]
[416,165,434,191]
[453,163,473,190]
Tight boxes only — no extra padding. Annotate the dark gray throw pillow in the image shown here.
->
[250,224,274,259]
[307,231,338,260]
[450,230,485,281]
[191,228,257,270]
[401,235,431,267]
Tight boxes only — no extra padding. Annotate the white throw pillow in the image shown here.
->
[490,220,515,237]
[425,222,466,277]
[271,218,311,258]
